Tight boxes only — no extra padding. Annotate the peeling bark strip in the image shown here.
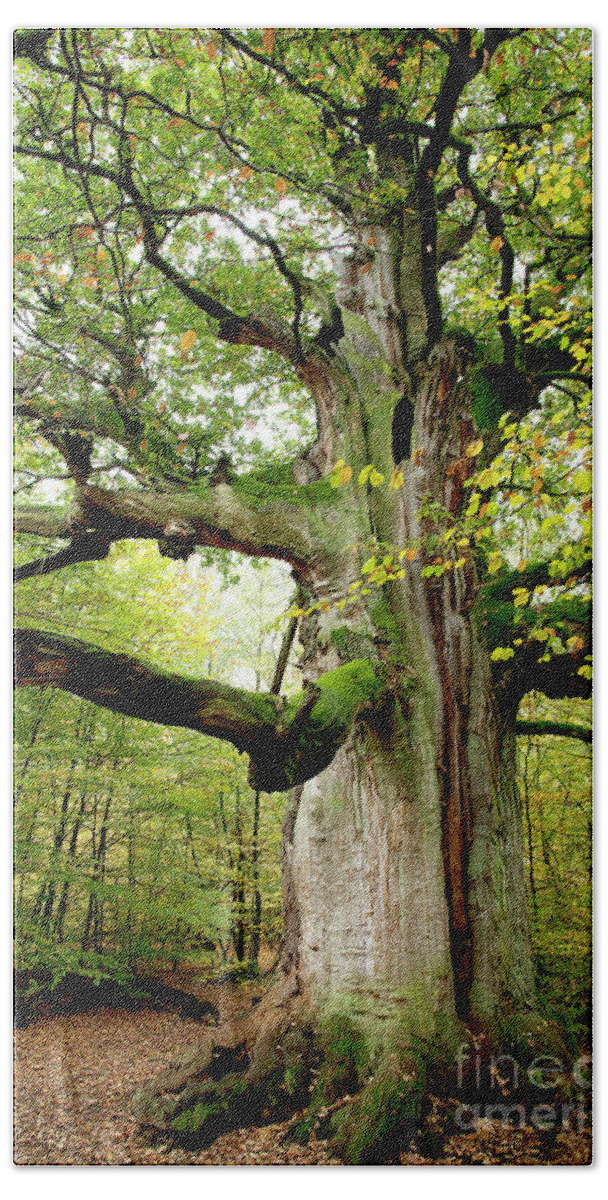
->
[414,344,478,1016]
[426,583,473,1018]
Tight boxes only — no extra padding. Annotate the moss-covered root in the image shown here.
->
[288,1014,425,1164]
[330,1049,425,1165]
[289,1013,368,1145]
[132,995,315,1146]
[132,1000,426,1162]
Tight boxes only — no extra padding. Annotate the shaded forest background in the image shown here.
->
[14,538,591,1050]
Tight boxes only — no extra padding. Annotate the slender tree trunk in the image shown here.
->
[55,786,88,942]
[249,790,261,969]
[521,737,538,919]
[232,787,246,963]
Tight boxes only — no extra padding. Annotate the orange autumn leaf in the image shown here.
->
[262,29,275,55]
[490,235,503,252]
[180,329,197,362]
[274,177,288,196]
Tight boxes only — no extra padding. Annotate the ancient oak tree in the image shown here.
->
[14,28,591,1160]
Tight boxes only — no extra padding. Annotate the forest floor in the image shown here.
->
[14,973,592,1167]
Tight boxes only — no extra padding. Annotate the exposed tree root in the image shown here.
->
[132,976,433,1163]
[132,979,583,1165]
[132,976,316,1145]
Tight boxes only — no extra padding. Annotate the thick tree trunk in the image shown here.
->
[283,632,533,1025]
[133,329,539,1162]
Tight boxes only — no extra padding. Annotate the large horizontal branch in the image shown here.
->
[15,479,317,573]
[13,505,72,539]
[14,629,384,791]
[478,562,592,714]
[493,637,591,718]
[515,718,591,743]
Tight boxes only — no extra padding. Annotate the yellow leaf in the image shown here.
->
[517,558,527,571]
[512,588,529,607]
[262,28,275,55]
[465,438,484,457]
[275,177,288,196]
[180,330,197,360]
[478,467,500,490]
[490,235,503,252]
[491,646,515,661]
[390,469,404,489]
[487,552,503,574]
[454,557,466,569]
[369,469,385,487]
[96,246,106,262]
[567,636,584,653]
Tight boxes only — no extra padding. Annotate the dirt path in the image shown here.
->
[13,1007,341,1165]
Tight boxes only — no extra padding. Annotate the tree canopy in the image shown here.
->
[14,28,591,770]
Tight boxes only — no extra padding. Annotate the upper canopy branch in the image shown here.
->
[414,28,518,350]
[15,628,385,791]
[15,141,300,363]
